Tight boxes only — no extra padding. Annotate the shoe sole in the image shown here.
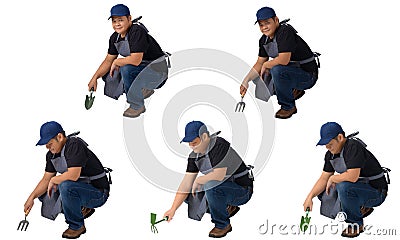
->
[294,90,305,100]
[341,228,364,238]
[83,209,95,219]
[361,208,374,218]
[228,206,240,218]
[209,226,232,238]
[123,108,146,118]
[62,229,86,239]
[275,109,297,119]
[143,90,155,99]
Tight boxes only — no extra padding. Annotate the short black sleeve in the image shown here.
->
[45,152,56,173]
[258,35,268,57]
[208,138,230,168]
[186,156,199,173]
[128,26,149,53]
[275,25,297,53]
[323,151,335,172]
[108,32,119,55]
[64,140,88,168]
[343,141,364,169]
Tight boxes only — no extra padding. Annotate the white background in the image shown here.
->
[1,0,399,239]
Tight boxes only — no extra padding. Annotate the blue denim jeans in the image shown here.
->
[204,180,253,229]
[270,65,316,110]
[336,181,386,226]
[120,62,167,110]
[58,181,109,230]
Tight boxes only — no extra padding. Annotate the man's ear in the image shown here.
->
[128,15,132,21]
[56,133,65,142]
[201,132,209,141]
[337,133,345,142]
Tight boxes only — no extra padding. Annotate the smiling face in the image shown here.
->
[45,133,66,154]
[111,15,132,37]
[258,17,279,38]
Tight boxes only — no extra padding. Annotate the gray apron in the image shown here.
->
[41,135,109,220]
[103,22,170,99]
[255,19,319,102]
[186,132,253,221]
[320,134,388,219]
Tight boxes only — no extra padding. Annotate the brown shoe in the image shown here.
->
[62,226,86,239]
[275,106,297,119]
[341,224,364,238]
[227,205,240,218]
[360,206,374,218]
[293,89,305,100]
[209,224,232,238]
[123,106,146,118]
[142,89,155,99]
[81,207,95,219]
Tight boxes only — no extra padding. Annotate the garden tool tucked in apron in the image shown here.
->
[41,134,111,220]
[103,21,170,99]
[320,133,390,219]
[186,132,254,220]
[255,19,320,102]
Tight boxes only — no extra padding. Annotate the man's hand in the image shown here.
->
[24,197,34,215]
[191,178,203,197]
[240,81,249,97]
[260,62,270,80]
[303,197,313,212]
[47,178,57,197]
[163,208,176,222]
[110,62,120,78]
[88,78,98,91]
[326,176,336,195]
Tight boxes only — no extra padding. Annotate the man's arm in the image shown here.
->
[164,172,197,222]
[194,167,227,184]
[303,171,333,211]
[88,54,118,91]
[240,56,268,96]
[263,52,291,69]
[326,168,361,193]
[24,172,56,214]
[47,167,82,196]
[113,52,144,67]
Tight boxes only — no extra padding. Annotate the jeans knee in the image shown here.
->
[58,180,74,195]
[269,65,285,77]
[336,182,352,195]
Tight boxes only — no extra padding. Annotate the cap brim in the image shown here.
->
[36,137,52,146]
[180,135,197,144]
[316,138,331,146]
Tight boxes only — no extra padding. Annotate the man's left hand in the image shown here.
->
[191,178,203,197]
[47,179,58,197]
[326,176,336,195]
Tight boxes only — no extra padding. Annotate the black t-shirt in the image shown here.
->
[258,24,318,73]
[323,139,388,190]
[186,137,253,187]
[45,138,110,190]
[108,23,164,61]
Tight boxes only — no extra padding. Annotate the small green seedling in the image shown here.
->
[300,207,311,232]
[150,213,168,234]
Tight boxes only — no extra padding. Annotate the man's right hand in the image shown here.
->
[163,208,176,222]
[240,80,249,97]
[88,78,98,91]
[303,197,313,212]
[24,197,34,215]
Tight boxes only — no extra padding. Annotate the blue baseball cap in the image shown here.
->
[108,4,130,20]
[180,121,208,143]
[255,7,276,24]
[36,121,64,146]
[316,122,344,146]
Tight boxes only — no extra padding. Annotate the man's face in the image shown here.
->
[325,137,343,154]
[45,135,64,154]
[111,16,132,36]
[258,18,278,38]
[188,135,210,154]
